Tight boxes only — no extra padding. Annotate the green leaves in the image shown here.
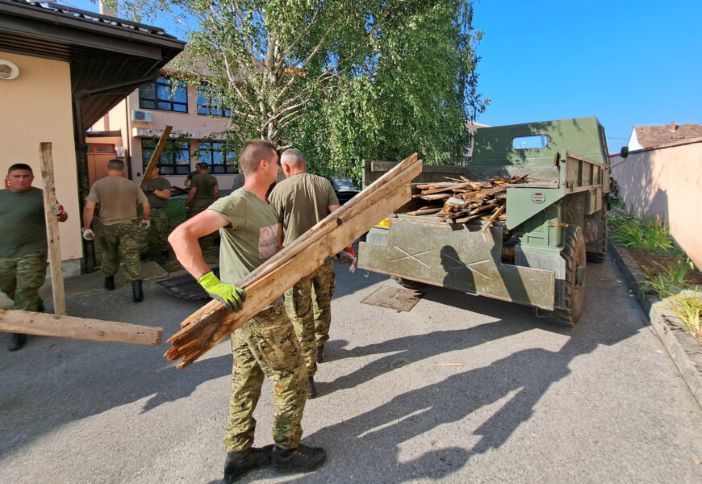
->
[111,1,486,182]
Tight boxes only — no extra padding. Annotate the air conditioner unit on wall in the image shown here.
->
[131,109,153,123]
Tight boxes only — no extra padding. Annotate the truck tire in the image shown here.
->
[586,208,607,263]
[553,226,587,325]
[391,276,426,290]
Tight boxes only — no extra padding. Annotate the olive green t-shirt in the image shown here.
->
[143,176,171,209]
[208,188,279,284]
[0,187,47,257]
[269,173,339,246]
[191,173,218,200]
[86,176,147,224]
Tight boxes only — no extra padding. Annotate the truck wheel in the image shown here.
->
[554,226,587,325]
[391,276,425,290]
[586,208,607,263]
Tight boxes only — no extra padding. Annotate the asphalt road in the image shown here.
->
[1,256,701,483]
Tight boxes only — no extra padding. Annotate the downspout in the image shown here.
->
[72,95,95,272]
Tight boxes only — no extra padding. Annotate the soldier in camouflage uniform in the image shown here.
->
[82,159,151,303]
[0,163,68,351]
[185,162,219,218]
[169,140,326,481]
[142,166,171,261]
[269,148,348,399]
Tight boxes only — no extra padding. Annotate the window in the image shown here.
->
[512,135,549,150]
[142,139,191,175]
[139,76,188,112]
[199,141,237,174]
[197,84,232,117]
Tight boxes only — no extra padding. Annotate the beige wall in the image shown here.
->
[611,140,702,268]
[0,51,83,270]
[97,88,234,188]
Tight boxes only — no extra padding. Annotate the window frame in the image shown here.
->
[198,141,237,174]
[139,76,189,113]
[196,83,232,117]
[141,138,191,175]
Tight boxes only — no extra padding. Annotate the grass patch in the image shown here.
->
[641,256,695,298]
[669,290,702,341]
[168,196,187,228]
[608,213,679,255]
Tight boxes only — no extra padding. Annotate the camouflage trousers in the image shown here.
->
[97,221,142,281]
[0,252,47,311]
[147,208,170,255]
[224,300,307,452]
[285,258,336,377]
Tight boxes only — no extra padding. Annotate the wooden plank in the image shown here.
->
[39,142,65,316]
[166,154,423,368]
[140,125,173,189]
[0,310,163,346]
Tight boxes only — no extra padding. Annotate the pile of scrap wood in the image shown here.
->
[406,175,528,225]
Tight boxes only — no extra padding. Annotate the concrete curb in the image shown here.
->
[608,241,702,409]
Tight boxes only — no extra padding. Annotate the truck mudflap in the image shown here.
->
[359,217,556,310]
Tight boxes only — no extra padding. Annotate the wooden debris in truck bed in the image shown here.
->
[408,175,528,226]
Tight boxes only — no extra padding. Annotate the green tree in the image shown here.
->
[103,0,485,180]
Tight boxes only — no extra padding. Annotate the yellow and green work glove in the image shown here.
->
[198,272,246,311]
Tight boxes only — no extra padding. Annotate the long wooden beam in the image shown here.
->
[166,153,423,368]
[140,125,173,188]
[39,142,66,315]
[0,310,163,346]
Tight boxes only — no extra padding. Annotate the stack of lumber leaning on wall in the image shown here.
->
[165,153,424,368]
[405,175,528,226]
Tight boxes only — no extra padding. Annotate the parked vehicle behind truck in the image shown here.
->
[358,116,611,324]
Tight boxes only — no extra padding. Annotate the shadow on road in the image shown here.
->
[284,265,643,483]
[0,286,232,460]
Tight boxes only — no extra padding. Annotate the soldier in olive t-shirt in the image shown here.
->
[269,173,338,246]
[186,164,219,218]
[143,169,171,259]
[268,150,340,397]
[207,188,279,284]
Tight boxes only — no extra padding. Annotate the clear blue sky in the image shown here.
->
[64,0,701,151]
[472,0,702,150]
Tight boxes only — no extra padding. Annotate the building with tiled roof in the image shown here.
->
[627,122,702,150]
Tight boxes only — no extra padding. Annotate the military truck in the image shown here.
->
[358,117,610,324]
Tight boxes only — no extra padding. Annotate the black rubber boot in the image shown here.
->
[223,446,272,482]
[104,276,115,290]
[316,345,324,363]
[8,333,27,352]
[271,444,326,472]
[307,376,317,399]
[132,280,144,303]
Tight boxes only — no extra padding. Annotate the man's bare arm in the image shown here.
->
[141,201,151,221]
[169,210,229,279]
[153,188,171,200]
[185,187,197,208]
[213,183,220,200]
[82,200,96,230]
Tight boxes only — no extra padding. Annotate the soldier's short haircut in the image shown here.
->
[280,148,306,169]
[7,163,33,174]
[239,140,278,176]
[107,159,125,171]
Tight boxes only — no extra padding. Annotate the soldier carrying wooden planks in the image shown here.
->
[168,140,326,481]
